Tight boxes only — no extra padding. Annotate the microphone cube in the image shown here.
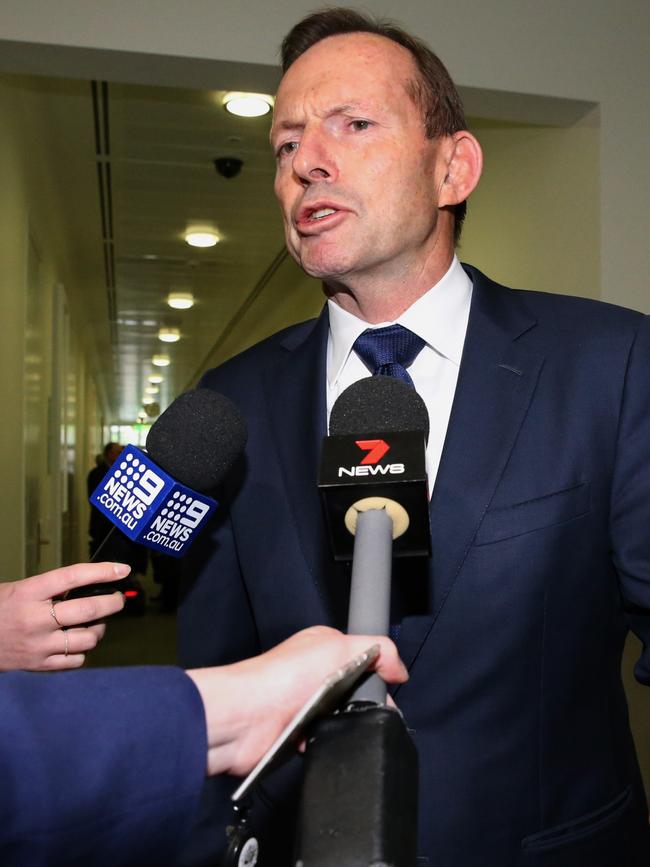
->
[89,445,217,557]
[319,431,430,560]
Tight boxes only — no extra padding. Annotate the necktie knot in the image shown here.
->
[353,324,425,387]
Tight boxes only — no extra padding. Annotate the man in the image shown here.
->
[179,8,650,865]
[0,588,405,866]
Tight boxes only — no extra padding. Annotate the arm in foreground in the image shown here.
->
[0,628,404,866]
[0,562,127,671]
[187,625,408,777]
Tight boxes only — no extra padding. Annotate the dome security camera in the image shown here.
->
[214,157,244,179]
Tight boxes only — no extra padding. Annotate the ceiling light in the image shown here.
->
[167,292,195,310]
[148,374,164,384]
[152,354,170,367]
[145,386,159,395]
[185,230,219,248]
[223,92,274,117]
[158,327,181,343]
[142,397,155,405]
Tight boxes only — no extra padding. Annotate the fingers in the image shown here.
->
[40,624,106,669]
[279,626,408,685]
[24,562,131,601]
[39,653,87,671]
[49,591,125,629]
[353,634,408,684]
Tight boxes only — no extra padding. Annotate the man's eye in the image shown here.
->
[277,141,298,158]
[350,120,371,131]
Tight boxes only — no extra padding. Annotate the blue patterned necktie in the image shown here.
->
[353,323,425,388]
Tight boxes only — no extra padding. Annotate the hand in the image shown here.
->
[0,562,128,671]
[187,626,408,777]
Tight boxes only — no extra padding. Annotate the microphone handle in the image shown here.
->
[346,507,393,704]
[90,525,118,562]
[62,527,121,601]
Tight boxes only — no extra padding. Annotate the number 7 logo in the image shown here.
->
[355,439,390,465]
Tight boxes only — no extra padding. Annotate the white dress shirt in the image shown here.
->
[326,256,473,492]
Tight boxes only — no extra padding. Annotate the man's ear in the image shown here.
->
[437,131,483,207]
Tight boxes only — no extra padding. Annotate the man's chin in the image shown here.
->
[298,254,353,283]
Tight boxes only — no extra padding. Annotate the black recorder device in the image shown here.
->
[319,429,430,560]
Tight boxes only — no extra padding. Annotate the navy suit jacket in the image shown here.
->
[179,265,650,866]
[0,666,206,866]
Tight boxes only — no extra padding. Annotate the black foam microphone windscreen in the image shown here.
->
[145,388,247,492]
[329,375,429,443]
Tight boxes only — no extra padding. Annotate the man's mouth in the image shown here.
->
[309,207,337,221]
[295,203,347,232]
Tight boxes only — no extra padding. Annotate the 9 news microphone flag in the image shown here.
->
[89,445,217,558]
[88,389,247,558]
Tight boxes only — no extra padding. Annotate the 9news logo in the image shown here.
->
[90,446,217,557]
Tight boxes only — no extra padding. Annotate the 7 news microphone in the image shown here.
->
[296,376,431,867]
[68,389,246,599]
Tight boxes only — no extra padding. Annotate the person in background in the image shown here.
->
[87,442,123,558]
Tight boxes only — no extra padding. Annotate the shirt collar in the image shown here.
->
[327,256,472,388]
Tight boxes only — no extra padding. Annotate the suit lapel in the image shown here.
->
[263,308,352,628]
[397,267,545,673]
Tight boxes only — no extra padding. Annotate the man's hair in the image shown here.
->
[102,442,120,458]
[280,8,468,242]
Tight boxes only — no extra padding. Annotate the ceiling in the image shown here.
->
[101,80,294,421]
[20,72,315,424]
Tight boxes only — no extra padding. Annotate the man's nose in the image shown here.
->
[292,129,337,184]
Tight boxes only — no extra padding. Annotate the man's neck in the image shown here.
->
[324,249,455,324]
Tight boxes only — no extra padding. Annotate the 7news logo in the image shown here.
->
[337,438,405,478]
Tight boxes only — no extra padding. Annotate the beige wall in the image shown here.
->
[0,78,104,576]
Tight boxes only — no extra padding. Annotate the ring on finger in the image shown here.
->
[49,601,63,629]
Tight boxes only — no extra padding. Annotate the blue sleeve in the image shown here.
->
[610,315,650,683]
[0,666,207,866]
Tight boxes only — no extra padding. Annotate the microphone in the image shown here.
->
[320,375,431,561]
[69,389,246,599]
[320,375,430,702]
[297,376,427,867]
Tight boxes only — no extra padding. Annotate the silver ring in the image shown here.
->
[49,602,63,629]
[63,629,69,657]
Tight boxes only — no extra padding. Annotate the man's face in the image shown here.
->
[271,33,448,289]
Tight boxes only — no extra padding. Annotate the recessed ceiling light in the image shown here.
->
[142,397,156,405]
[185,230,219,248]
[158,327,181,343]
[145,386,159,395]
[152,354,170,367]
[223,92,274,117]
[148,374,164,384]
[167,292,195,310]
